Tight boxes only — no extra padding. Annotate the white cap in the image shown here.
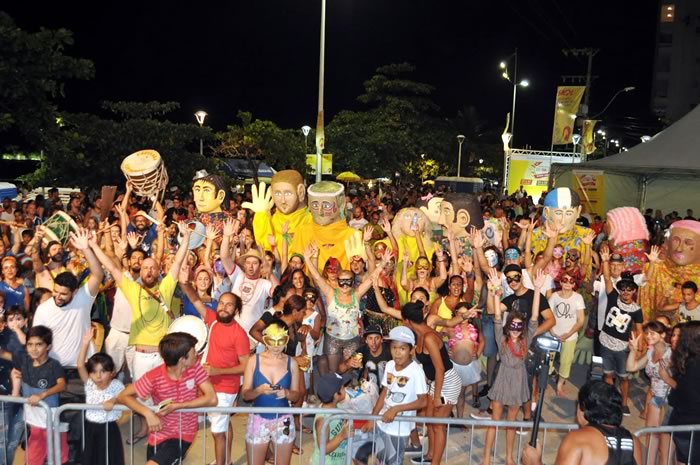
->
[387,326,415,345]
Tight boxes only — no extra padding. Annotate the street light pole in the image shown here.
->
[315,0,327,183]
[511,48,518,147]
[194,110,208,156]
[457,135,465,177]
[302,125,311,154]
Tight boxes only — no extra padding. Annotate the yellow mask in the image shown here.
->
[262,324,289,348]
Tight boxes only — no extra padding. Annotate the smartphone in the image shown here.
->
[157,399,172,412]
[269,384,281,391]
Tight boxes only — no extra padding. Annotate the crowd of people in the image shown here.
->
[0,171,699,465]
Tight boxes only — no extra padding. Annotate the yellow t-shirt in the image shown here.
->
[120,274,177,346]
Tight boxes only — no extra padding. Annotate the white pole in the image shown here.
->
[511,48,518,147]
[457,140,463,177]
[315,0,327,183]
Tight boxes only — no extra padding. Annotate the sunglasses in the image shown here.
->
[509,322,524,331]
[304,294,318,303]
[506,274,522,283]
[560,277,576,284]
[387,373,409,387]
[282,417,291,436]
[386,390,406,403]
[338,278,354,287]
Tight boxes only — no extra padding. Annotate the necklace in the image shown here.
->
[507,337,526,359]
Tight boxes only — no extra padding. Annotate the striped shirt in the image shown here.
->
[134,363,209,445]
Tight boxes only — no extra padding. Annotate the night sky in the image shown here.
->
[5,0,661,150]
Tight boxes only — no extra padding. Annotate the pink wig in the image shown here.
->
[607,207,649,244]
[671,220,700,236]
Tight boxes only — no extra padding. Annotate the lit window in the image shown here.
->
[661,4,675,22]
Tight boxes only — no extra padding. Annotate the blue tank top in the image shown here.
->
[253,354,292,419]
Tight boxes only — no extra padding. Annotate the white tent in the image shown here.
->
[550,104,700,213]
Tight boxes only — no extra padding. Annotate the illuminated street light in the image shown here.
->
[500,49,528,147]
[194,110,208,156]
[301,125,311,153]
[641,135,651,143]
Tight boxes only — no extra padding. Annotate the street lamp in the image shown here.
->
[641,135,651,143]
[590,86,636,119]
[500,49,529,147]
[314,0,327,182]
[501,132,512,192]
[194,110,208,156]
[301,125,311,153]
[457,134,465,177]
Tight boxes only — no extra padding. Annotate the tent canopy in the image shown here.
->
[552,104,700,177]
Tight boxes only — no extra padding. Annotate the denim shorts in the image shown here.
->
[650,395,668,409]
[600,345,629,377]
[481,314,498,358]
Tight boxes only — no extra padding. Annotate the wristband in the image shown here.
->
[466,272,475,279]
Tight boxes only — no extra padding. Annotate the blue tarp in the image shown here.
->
[0,182,17,200]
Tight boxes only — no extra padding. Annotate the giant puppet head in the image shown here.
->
[308,181,346,226]
[667,220,700,266]
[605,207,650,245]
[270,170,306,215]
[437,193,484,236]
[542,188,582,233]
[419,196,443,225]
[192,170,229,214]
[392,207,432,239]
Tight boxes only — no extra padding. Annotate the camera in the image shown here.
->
[535,336,562,353]
[589,355,604,381]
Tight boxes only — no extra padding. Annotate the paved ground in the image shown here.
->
[11,361,651,465]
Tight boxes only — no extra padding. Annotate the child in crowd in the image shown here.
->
[6,305,28,346]
[13,325,69,465]
[117,332,217,465]
[364,326,428,465]
[77,328,125,465]
[310,372,351,465]
[301,287,322,390]
[679,280,699,321]
[0,311,23,465]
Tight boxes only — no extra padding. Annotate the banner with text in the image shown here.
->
[551,86,586,146]
[572,169,605,217]
[507,159,551,201]
[306,154,333,175]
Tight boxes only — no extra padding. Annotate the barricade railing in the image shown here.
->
[52,404,344,465]
[0,394,54,465]
[319,413,579,465]
[635,424,700,465]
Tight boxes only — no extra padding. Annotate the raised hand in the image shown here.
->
[458,255,473,273]
[582,229,596,245]
[646,245,661,263]
[177,221,192,238]
[487,268,501,288]
[380,217,392,235]
[344,233,365,261]
[434,243,444,261]
[362,225,373,243]
[126,231,140,250]
[533,268,547,290]
[600,244,611,262]
[205,224,221,242]
[280,221,289,235]
[113,236,127,258]
[69,227,91,250]
[471,227,484,249]
[178,264,191,284]
[241,182,273,213]
[82,327,95,347]
[543,222,560,239]
[222,218,240,237]
[516,218,531,230]
[304,243,319,260]
[628,332,641,352]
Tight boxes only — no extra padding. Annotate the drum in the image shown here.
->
[120,149,169,200]
[42,211,80,246]
[168,315,209,354]
[177,221,207,250]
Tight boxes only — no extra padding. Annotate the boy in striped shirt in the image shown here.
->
[118,332,217,465]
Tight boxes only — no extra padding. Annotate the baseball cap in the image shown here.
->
[314,372,352,403]
[610,253,624,263]
[503,264,522,275]
[386,326,416,345]
[363,325,383,338]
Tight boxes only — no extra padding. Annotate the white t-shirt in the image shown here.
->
[594,274,645,331]
[378,360,428,437]
[110,273,137,333]
[348,218,369,230]
[548,291,585,341]
[85,378,125,423]
[680,303,700,322]
[229,266,273,337]
[33,284,96,367]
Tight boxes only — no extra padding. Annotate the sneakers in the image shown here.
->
[470,410,491,420]
[410,455,432,464]
[622,405,631,416]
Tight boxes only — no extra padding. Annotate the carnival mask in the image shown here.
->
[484,249,499,268]
[308,181,345,226]
[262,324,289,348]
[542,188,582,234]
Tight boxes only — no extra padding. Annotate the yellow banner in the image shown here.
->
[572,170,605,217]
[582,119,599,155]
[552,86,586,145]
[306,154,333,175]
[315,111,325,150]
[507,159,551,202]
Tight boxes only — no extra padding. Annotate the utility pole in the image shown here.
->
[561,48,599,118]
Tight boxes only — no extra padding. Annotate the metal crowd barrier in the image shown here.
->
[52,404,344,465]
[635,424,700,465]
[318,413,579,465]
[0,395,54,465]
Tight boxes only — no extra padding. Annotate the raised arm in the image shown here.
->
[30,227,46,273]
[400,249,411,292]
[219,218,240,275]
[167,222,192,281]
[77,327,94,384]
[380,216,398,253]
[533,223,560,274]
[600,245,613,294]
[303,243,333,298]
[645,245,661,282]
[71,228,104,297]
[432,244,448,290]
[177,266,209,319]
[90,232,123,284]
[371,275,402,320]
[626,333,648,372]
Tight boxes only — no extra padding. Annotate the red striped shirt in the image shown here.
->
[134,363,209,445]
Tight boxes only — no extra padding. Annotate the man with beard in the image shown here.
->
[177,290,249,465]
[29,229,67,290]
[121,181,164,254]
[220,218,277,345]
[103,248,146,377]
[32,228,104,461]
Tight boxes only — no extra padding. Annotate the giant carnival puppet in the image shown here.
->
[289,181,361,270]
[605,206,650,275]
[437,193,485,256]
[640,219,700,321]
[390,206,434,303]
[531,187,593,277]
[243,170,312,252]
[192,169,231,226]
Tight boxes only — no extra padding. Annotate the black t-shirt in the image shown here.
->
[357,342,392,386]
[501,288,549,322]
[13,352,65,390]
[601,291,643,343]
